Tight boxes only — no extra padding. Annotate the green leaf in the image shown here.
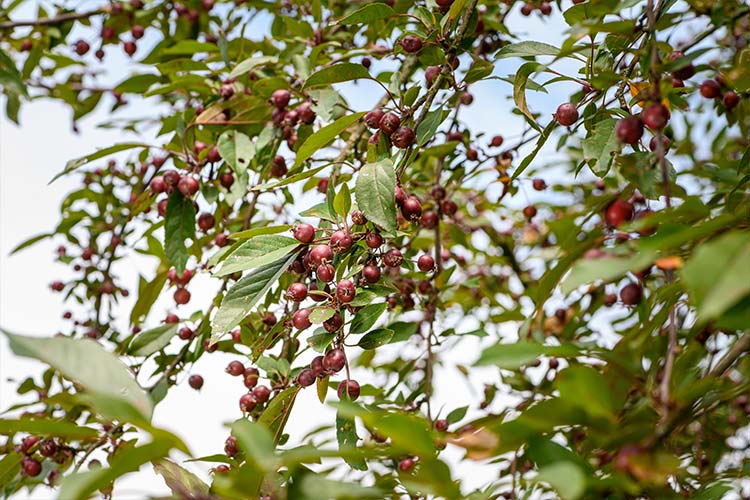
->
[217,130,254,173]
[476,342,581,370]
[130,271,168,324]
[9,232,52,255]
[446,406,468,424]
[496,41,561,59]
[59,440,175,500]
[116,74,160,93]
[533,462,586,500]
[681,231,750,322]
[369,413,434,457]
[164,191,196,273]
[295,474,383,499]
[309,307,336,324]
[229,56,278,78]
[211,252,299,339]
[333,183,352,218]
[308,331,337,352]
[358,328,394,349]
[302,63,372,89]
[350,302,388,334]
[355,159,397,235]
[555,365,616,421]
[213,235,300,277]
[294,112,366,168]
[513,62,545,130]
[0,453,22,489]
[258,387,300,444]
[561,251,656,294]
[1,331,153,422]
[335,3,395,25]
[50,143,148,184]
[512,119,556,180]
[153,459,209,498]
[416,108,449,146]
[231,419,277,471]
[127,324,179,357]
[0,418,99,439]
[582,117,619,176]
[336,411,367,470]
[317,375,329,403]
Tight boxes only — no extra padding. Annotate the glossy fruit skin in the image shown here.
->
[287,282,308,302]
[310,356,325,377]
[317,263,335,282]
[604,199,634,228]
[310,245,333,265]
[226,360,245,376]
[224,436,238,457]
[271,89,291,109]
[324,312,343,332]
[523,205,537,219]
[21,435,39,454]
[270,155,287,178]
[365,232,383,249]
[365,109,385,129]
[324,348,346,372]
[297,102,316,124]
[239,393,256,412]
[700,79,721,99]
[337,379,360,400]
[330,230,353,252]
[401,197,422,221]
[163,170,181,188]
[391,127,416,149]
[363,264,381,283]
[425,65,441,86]
[252,385,271,403]
[379,113,401,135]
[421,211,438,229]
[532,179,547,191]
[417,254,435,272]
[641,103,669,130]
[616,116,644,144]
[178,327,194,340]
[294,223,316,243]
[556,103,579,126]
[243,367,259,388]
[620,283,643,305]
[39,439,57,458]
[197,212,215,231]
[219,171,235,189]
[150,176,167,193]
[188,374,204,390]
[131,25,145,39]
[22,457,42,477]
[435,419,449,432]
[441,199,458,216]
[335,279,356,303]
[123,41,137,56]
[398,457,415,472]
[174,288,191,305]
[649,135,670,152]
[292,309,312,330]
[74,39,90,55]
[383,249,403,268]
[298,368,316,387]
[723,91,740,109]
[401,35,423,53]
[351,210,367,226]
[178,176,199,197]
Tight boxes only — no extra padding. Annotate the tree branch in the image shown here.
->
[0,9,104,30]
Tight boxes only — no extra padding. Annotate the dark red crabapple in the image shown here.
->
[324,312,343,332]
[337,379,360,401]
[379,113,401,135]
[239,393,256,412]
[21,435,39,454]
[435,419,449,432]
[604,199,634,228]
[401,196,423,222]
[446,131,463,142]
[206,146,222,163]
[297,102,316,124]
[400,35,423,53]
[74,39,90,55]
[363,264,381,283]
[224,436,238,457]
[174,288,191,305]
[252,385,271,403]
[466,148,478,161]
[533,179,547,191]
[418,254,435,272]
[219,171,235,189]
[310,245,333,265]
[556,103,579,126]
[311,356,325,377]
[723,91,740,109]
[178,175,199,197]
[123,41,137,56]
[620,283,643,306]
[361,57,371,68]
[365,231,383,248]
[20,39,33,51]
[178,327,194,340]
[520,3,533,16]
[226,360,245,377]
[39,439,57,458]
[421,211,438,229]
[270,155,287,178]
[163,169,181,188]
[523,205,537,219]
[188,374,204,390]
[649,135,670,152]
[298,369,316,387]
[441,199,458,216]
[324,348,346,372]
[213,464,229,474]
[383,249,403,268]
[641,103,669,130]
[669,51,695,80]
[294,223,316,243]
[398,457,415,472]
[131,25,145,39]
[351,210,367,226]
[391,127,416,149]
[287,282,308,302]
[700,79,721,99]
[21,457,42,477]
[365,109,385,129]
[197,212,215,231]
[270,89,291,109]
[394,186,407,206]
[330,230,353,252]
[150,176,166,193]
[244,367,259,388]
[292,309,312,330]
[166,313,180,324]
[219,83,234,99]
[490,135,504,147]
[539,1,552,14]
[50,281,65,292]
[425,65,441,86]
[336,279,356,303]
[215,233,230,247]
[616,116,644,144]
[317,263,335,282]
[459,92,473,105]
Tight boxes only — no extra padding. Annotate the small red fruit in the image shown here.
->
[398,457,415,472]
[239,393,256,412]
[270,89,291,109]
[417,254,435,272]
[400,36,423,53]
[294,223,316,243]
[219,171,235,189]
[323,311,343,332]
[177,175,199,197]
[330,230,353,252]
[435,419,449,432]
[335,279,356,303]
[197,212,215,231]
[365,231,383,249]
[363,264,381,283]
[383,249,403,268]
[556,103,579,126]
[700,80,721,99]
[252,385,270,403]
[365,109,385,129]
[723,91,740,109]
[226,360,245,377]
[641,103,669,130]
[391,127,416,149]
[324,348,346,372]
[317,263,335,282]
[298,368,316,387]
[401,196,422,222]
[337,379,360,400]
[123,40,137,56]
[292,309,312,330]
[188,374,204,390]
[616,116,644,145]
[22,457,42,477]
[379,113,401,135]
[620,283,643,306]
[523,205,537,219]
[604,199,634,228]
[310,245,333,265]
[74,39,90,55]
[174,288,191,305]
[287,282,308,302]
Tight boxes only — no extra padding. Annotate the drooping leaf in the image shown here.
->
[357,328,394,349]
[336,411,367,470]
[50,143,149,184]
[476,342,581,370]
[303,63,371,89]
[164,190,196,273]
[350,302,388,334]
[126,324,179,357]
[582,117,620,176]
[355,159,397,235]
[258,387,300,444]
[532,461,586,500]
[0,418,99,440]
[213,235,300,277]
[513,62,545,130]
[153,459,209,498]
[335,3,395,25]
[217,130,255,172]
[496,41,561,59]
[294,112,366,168]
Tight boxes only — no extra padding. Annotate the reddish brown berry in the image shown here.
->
[271,89,291,109]
[311,356,325,377]
[383,249,403,268]
[177,175,199,197]
[252,385,270,403]
[188,374,204,390]
[317,263,335,282]
[243,367,259,388]
[330,230,353,252]
[641,103,669,130]
[398,457,415,472]
[421,211,438,229]
[38,440,57,458]
[310,245,333,265]
[604,199,634,228]
[400,36,423,53]
[401,196,422,222]
[123,41,137,56]
[22,457,42,477]
[239,393,256,412]
[337,379,360,400]
[700,79,721,99]
[74,39,90,55]
[174,287,191,305]
[669,51,695,80]
[523,205,537,219]
[226,360,245,377]
[351,210,367,226]
[441,199,458,216]
[616,116,644,145]
[620,283,643,306]
[197,212,215,231]
[292,309,312,330]
[379,113,401,135]
[556,103,579,126]
[287,282,308,302]
[649,135,670,152]
[532,179,547,191]
[365,231,383,249]
[294,223,316,243]
[391,126,416,149]
[425,65,441,86]
[435,419,449,432]
[417,254,435,272]
[178,327,194,340]
[131,25,145,39]
[324,348,346,372]
[323,311,343,332]
[363,264,381,283]
[335,279,356,303]
[365,109,385,129]
[723,91,740,109]
[298,369,316,387]
[297,102,316,124]
[270,155,287,178]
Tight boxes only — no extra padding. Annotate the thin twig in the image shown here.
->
[0,8,104,30]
